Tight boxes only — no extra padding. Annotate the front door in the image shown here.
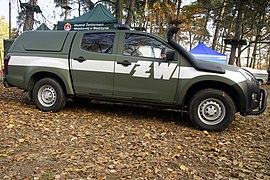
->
[114,32,179,104]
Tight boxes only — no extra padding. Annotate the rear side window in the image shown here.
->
[81,33,115,54]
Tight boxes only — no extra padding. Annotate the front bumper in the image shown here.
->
[243,88,267,115]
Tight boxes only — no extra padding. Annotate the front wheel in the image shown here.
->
[189,89,236,131]
[32,78,66,112]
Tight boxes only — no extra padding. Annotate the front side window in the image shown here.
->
[81,33,115,54]
[124,34,168,59]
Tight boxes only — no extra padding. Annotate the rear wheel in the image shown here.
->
[189,89,236,131]
[32,78,66,112]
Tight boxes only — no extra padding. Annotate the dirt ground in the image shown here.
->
[0,83,269,179]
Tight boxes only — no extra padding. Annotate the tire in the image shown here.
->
[189,89,236,131]
[32,78,66,112]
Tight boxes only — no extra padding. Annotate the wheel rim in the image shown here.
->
[38,85,57,107]
[197,98,226,125]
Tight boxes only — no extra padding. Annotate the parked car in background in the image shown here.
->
[242,67,268,85]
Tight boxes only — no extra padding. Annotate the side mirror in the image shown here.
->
[161,48,177,61]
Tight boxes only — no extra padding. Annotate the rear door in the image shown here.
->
[113,32,179,103]
[70,31,118,97]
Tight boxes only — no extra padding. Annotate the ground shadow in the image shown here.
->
[65,98,194,129]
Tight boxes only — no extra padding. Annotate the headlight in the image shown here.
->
[239,68,257,82]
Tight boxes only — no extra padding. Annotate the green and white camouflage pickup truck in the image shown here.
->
[3,27,267,131]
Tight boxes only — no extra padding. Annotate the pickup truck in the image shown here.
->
[3,27,267,131]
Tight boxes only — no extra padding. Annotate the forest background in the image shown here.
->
[0,0,269,69]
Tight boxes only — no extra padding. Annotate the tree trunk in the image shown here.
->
[258,47,262,69]
[150,10,153,33]
[115,0,124,24]
[268,48,270,67]
[237,46,241,67]
[64,0,68,20]
[228,0,247,65]
[250,24,262,68]
[246,45,250,67]
[199,9,210,42]
[222,5,236,54]
[23,0,38,31]
[229,45,238,65]
[189,30,192,50]
[78,0,81,17]
[125,0,135,26]
[175,1,182,43]
[176,0,181,20]
[251,37,258,68]
[212,0,227,50]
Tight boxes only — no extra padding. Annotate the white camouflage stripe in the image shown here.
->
[9,56,69,70]
[9,56,246,83]
[179,67,246,83]
[72,60,114,73]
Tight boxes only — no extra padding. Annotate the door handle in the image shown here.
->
[73,56,86,63]
[117,60,131,67]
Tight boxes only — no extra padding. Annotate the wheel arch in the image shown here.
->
[27,71,69,99]
[184,80,241,112]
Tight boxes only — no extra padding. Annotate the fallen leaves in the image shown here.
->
[0,84,269,179]
[7,124,15,129]
[179,165,189,171]
[200,146,220,152]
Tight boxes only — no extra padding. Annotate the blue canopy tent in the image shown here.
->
[189,42,227,64]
